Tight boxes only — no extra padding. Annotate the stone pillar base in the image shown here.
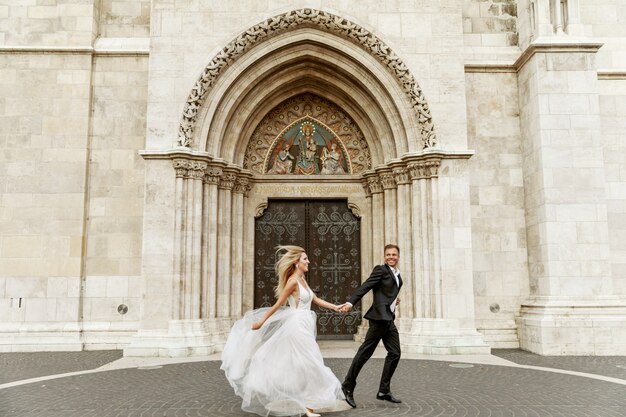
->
[518,297,626,355]
[0,323,83,352]
[396,318,491,354]
[123,318,234,357]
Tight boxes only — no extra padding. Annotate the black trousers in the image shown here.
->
[343,319,401,394]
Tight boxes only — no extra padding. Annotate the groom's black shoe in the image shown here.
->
[376,392,402,403]
[342,385,357,408]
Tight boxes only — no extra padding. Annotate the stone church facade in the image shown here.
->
[1,0,626,356]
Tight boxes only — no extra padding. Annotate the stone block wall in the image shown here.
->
[81,54,148,346]
[581,0,626,69]
[98,0,150,37]
[463,0,518,47]
[466,71,529,347]
[599,79,626,296]
[0,51,92,350]
[0,0,97,46]
[0,0,149,350]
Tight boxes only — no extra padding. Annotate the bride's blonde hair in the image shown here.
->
[274,245,305,300]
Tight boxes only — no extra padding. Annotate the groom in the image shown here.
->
[339,244,403,408]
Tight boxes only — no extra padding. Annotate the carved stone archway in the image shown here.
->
[176,8,437,150]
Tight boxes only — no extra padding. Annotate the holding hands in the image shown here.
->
[337,303,352,313]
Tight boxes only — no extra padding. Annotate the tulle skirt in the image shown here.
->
[221,307,344,416]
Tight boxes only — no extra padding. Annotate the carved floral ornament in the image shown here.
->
[177,9,437,150]
[360,158,442,195]
[171,158,253,195]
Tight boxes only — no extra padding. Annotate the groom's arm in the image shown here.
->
[346,265,385,308]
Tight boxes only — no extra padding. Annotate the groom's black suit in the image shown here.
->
[343,263,402,395]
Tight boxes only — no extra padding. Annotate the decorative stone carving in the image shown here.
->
[244,93,371,174]
[380,172,396,189]
[177,9,436,150]
[408,160,441,180]
[254,202,268,218]
[392,166,410,185]
[424,161,441,178]
[204,166,223,185]
[367,176,383,194]
[189,161,208,180]
[173,159,190,178]
[233,176,250,194]
[218,173,237,190]
[347,203,361,218]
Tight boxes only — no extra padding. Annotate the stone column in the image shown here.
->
[391,162,413,318]
[360,176,373,277]
[202,163,223,319]
[172,159,188,320]
[230,173,250,318]
[367,172,385,256]
[408,161,427,318]
[401,154,489,354]
[217,167,236,318]
[424,161,443,319]
[188,161,207,319]
[378,167,398,245]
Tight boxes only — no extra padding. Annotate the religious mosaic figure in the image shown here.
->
[270,143,294,174]
[321,143,345,175]
[294,122,320,175]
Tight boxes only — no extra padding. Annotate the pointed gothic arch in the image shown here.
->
[176,8,437,151]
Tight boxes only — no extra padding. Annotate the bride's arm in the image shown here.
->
[312,295,340,312]
[252,278,297,330]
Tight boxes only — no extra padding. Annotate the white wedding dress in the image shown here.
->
[221,280,344,416]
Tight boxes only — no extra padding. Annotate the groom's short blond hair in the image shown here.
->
[384,244,400,254]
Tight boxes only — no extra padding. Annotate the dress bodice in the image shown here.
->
[288,280,313,310]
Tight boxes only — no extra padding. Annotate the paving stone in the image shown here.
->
[1,357,625,417]
[0,351,123,384]
[493,349,626,380]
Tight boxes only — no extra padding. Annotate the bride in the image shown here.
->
[221,245,345,417]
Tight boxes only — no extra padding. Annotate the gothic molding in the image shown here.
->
[347,203,361,219]
[392,166,410,185]
[204,166,223,185]
[367,175,383,194]
[173,159,190,178]
[176,8,436,149]
[254,202,268,218]
[218,171,237,190]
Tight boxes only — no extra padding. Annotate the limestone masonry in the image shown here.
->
[1,0,625,356]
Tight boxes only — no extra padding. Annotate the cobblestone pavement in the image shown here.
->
[492,349,626,380]
[1,351,626,417]
[0,351,123,384]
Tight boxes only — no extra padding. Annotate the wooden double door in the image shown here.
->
[254,199,362,338]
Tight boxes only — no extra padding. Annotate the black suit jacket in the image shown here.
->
[348,264,403,321]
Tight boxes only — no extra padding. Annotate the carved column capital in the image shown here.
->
[204,166,223,185]
[423,160,441,178]
[407,160,441,180]
[173,159,189,178]
[188,161,208,180]
[380,172,397,190]
[368,176,383,194]
[219,171,237,190]
[407,162,424,180]
[233,176,250,194]
[392,166,410,185]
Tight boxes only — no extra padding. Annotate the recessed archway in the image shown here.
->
[178,8,438,159]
